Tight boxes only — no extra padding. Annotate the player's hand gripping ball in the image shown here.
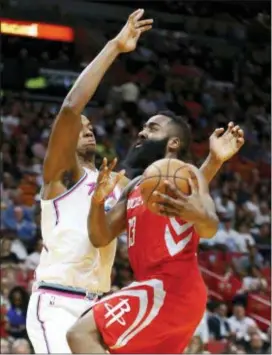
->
[140,158,198,214]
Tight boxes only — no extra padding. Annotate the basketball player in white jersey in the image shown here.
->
[26,9,154,353]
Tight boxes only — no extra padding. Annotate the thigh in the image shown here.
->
[93,279,167,353]
[27,292,78,353]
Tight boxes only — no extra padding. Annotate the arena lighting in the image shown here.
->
[0,18,74,42]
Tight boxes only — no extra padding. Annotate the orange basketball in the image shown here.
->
[140,158,198,214]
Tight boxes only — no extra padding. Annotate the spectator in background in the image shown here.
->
[6,286,29,339]
[11,338,32,354]
[31,129,49,160]
[24,238,42,271]
[243,331,270,354]
[18,169,39,207]
[184,335,209,354]
[239,265,268,294]
[244,194,260,218]
[0,238,20,265]
[4,207,36,249]
[215,191,236,221]
[3,230,28,262]
[208,302,231,340]
[255,202,271,227]
[213,217,240,251]
[120,80,140,118]
[235,223,256,253]
[138,90,158,116]
[255,223,270,245]
[228,304,257,341]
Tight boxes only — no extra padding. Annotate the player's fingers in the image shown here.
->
[132,8,144,21]
[238,129,244,137]
[114,170,126,185]
[99,157,107,170]
[153,191,180,207]
[139,25,152,33]
[152,202,180,217]
[129,9,143,20]
[188,178,197,195]
[237,137,245,147]
[108,157,118,172]
[231,125,240,137]
[136,19,153,28]
[164,180,186,200]
[226,121,234,133]
[212,127,224,137]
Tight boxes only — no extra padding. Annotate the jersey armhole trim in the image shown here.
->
[40,170,88,204]
[42,171,88,226]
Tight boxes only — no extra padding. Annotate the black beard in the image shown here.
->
[122,138,168,179]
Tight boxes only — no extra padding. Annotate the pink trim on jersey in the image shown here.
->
[37,289,88,300]
[36,294,51,353]
[53,171,88,225]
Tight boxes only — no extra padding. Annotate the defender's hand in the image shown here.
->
[152,165,208,222]
[113,9,153,53]
[209,122,245,163]
[92,158,125,204]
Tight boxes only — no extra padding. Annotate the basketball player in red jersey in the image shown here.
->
[67,112,245,354]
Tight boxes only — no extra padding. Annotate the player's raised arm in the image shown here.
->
[199,122,245,183]
[43,9,153,184]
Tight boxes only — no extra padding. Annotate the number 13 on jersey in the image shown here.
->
[128,216,136,247]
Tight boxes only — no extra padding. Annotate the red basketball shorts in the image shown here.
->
[92,278,206,354]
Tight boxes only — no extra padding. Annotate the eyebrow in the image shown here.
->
[143,122,161,129]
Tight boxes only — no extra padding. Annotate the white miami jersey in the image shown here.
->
[35,168,121,293]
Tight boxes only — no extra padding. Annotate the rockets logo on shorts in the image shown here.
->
[104,298,131,328]
[94,280,166,349]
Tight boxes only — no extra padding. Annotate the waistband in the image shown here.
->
[36,281,104,300]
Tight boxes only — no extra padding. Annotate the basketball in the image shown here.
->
[140,158,198,214]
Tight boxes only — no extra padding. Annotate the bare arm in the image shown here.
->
[193,193,218,239]
[43,40,120,184]
[43,9,153,184]
[199,153,222,184]
[88,178,140,247]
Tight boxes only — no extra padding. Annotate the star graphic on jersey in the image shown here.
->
[87,182,96,196]
[87,182,116,199]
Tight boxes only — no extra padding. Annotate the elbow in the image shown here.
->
[205,216,219,239]
[60,102,79,116]
[197,215,219,239]
[88,230,109,248]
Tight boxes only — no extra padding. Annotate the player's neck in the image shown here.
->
[165,152,177,159]
[78,155,97,171]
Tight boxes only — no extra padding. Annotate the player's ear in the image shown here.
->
[167,137,180,153]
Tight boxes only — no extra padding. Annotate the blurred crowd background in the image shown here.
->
[0,1,271,354]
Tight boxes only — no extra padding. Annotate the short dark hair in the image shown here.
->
[158,110,192,160]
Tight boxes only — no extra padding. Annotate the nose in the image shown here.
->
[84,129,94,138]
[138,129,147,140]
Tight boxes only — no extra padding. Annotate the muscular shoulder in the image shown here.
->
[119,176,142,201]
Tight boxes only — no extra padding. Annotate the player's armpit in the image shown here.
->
[43,107,83,184]
[194,194,219,239]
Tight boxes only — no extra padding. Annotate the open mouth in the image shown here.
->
[135,140,143,148]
